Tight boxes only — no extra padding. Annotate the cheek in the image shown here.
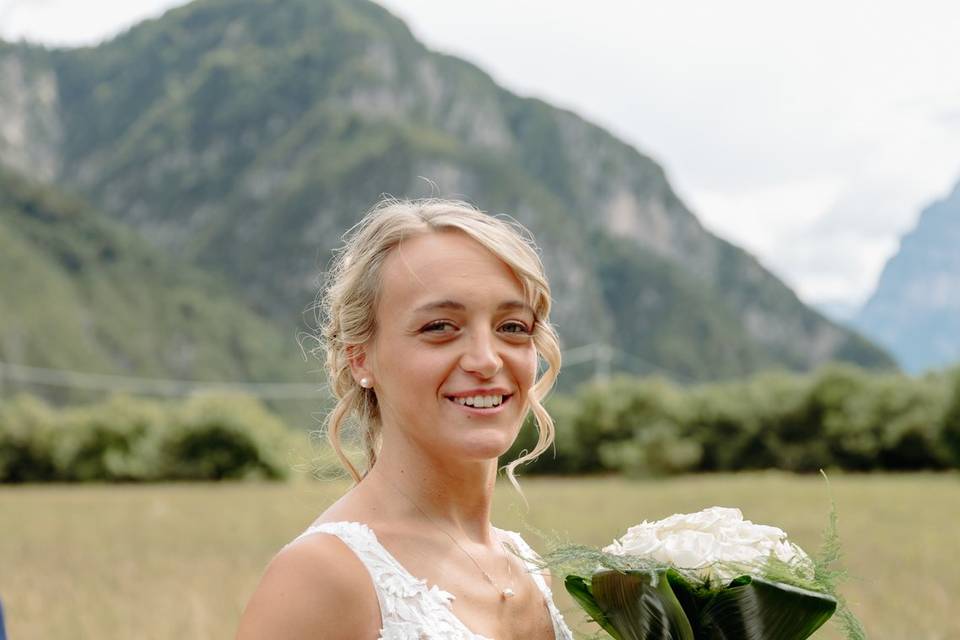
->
[379,344,451,393]
[513,347,539,389]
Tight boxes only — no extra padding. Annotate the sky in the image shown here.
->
[2,0,959,310]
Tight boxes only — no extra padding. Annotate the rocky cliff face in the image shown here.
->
[0,0,894,384]
[0,46,62,181]
[856,179,960,372]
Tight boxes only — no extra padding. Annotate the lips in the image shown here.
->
[444,387,512,398]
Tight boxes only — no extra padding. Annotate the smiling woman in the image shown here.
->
[236,199,573,640]
[311,199,562,489]
[356,230,542,470]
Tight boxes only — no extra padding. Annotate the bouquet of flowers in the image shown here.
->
[543,505,866,640]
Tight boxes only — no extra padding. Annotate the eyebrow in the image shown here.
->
[412,299,533,314]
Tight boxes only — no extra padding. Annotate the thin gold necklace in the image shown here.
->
[390,482,516,600]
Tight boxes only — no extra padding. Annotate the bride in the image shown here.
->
[237,199,573,639]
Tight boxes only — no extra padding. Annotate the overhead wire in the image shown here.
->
[0,342,689,399]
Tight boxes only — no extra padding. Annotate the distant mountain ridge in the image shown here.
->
[856,179,960,373]
[0,0,894,386]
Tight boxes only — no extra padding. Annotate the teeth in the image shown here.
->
[453,394,504,408]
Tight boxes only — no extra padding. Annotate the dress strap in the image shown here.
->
[287,521,391,624]
[497,529,575,640]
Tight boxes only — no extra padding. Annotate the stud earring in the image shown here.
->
[360,377,371,388]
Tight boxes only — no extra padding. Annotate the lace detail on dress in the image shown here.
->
[288,521,574,640]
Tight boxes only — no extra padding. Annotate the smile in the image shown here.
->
[444,393,513,413]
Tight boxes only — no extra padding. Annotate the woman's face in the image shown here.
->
[360,230,538,462]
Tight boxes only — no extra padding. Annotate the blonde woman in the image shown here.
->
[237,200,574,640]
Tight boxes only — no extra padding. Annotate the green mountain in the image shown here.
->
[0,0,893,386]
[0,165,307,402]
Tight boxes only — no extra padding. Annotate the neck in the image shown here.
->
[363,431,499,544]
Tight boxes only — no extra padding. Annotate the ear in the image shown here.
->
[346,343,372,385]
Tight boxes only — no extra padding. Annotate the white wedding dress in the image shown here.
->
[288,521,575,640]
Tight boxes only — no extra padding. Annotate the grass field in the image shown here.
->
[2,472,957,639]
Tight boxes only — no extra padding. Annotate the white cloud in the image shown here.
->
[689,179,844,256]
[773,230,901,305]
[0,0,189,46]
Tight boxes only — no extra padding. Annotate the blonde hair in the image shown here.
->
[310,198,561,490]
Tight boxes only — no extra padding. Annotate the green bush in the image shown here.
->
[941,368,960,466]
[871,374,951,469]
[0,392,293,482]
[570,376,689,473]
[54,395,167,481]
[159,393,290,480]
[0,394,59,482]
[687,373,806,471]
[599,420,702,476]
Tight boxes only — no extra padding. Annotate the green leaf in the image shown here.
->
[565,574,624,640]
[587,570,696,640]
[668,574,837,640]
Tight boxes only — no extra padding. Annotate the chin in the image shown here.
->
[456,428,521,462]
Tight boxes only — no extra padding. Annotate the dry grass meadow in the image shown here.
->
[2,472,957,639]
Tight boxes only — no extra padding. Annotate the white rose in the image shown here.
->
[602,507,813,583]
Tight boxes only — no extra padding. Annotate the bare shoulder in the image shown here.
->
[236,532,381,640]
[501,528,554,581]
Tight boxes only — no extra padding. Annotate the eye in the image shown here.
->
[499,321,533,335]
[421,320,457,333]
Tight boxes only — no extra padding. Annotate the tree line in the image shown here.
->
[3,364,959,482]
[0,393,290,482]
[507,364,960,475]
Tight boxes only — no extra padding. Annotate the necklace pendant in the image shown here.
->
[501,588,515,599]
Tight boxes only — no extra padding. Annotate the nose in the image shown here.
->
[459,329,502,379]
